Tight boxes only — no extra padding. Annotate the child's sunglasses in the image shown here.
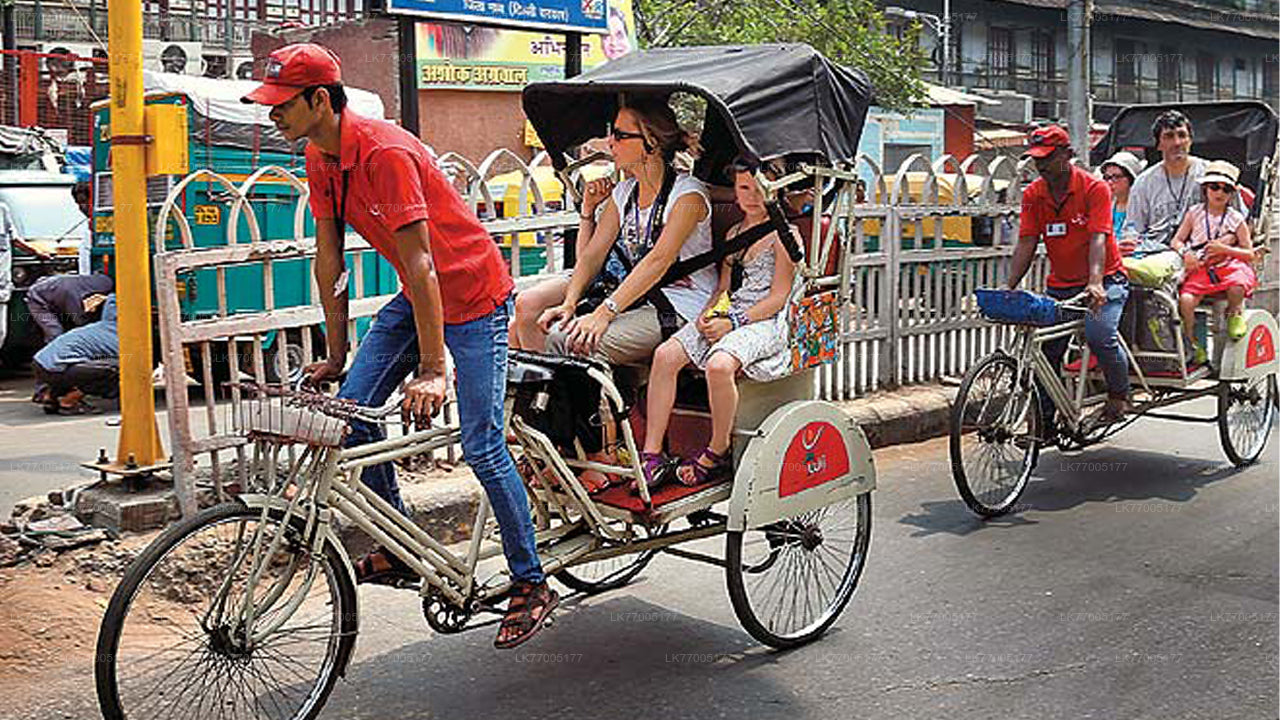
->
[1204,182,1234,193]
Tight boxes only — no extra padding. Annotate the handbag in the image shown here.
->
[788,290,840,371]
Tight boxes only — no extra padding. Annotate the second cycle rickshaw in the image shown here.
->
[951,100,1280,516]
[94,44,879,720]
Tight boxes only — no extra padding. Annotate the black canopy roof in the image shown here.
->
[522,44,872,184]
[1091,101,1279,186]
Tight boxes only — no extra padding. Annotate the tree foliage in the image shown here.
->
[633,0,929,112]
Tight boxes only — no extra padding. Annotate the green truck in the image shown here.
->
[89,72,397,382]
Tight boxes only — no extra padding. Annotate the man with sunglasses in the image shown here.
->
[1008,125,1131,425]
[242,43,557,649]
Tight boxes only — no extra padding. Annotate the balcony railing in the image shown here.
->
[14,4,295,49]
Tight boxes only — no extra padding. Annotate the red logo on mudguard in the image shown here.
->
[779,421,850,497]
[1246,326,1276,368]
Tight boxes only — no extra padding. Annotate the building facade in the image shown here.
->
[9,0,368,78]
[885,0,1279,121]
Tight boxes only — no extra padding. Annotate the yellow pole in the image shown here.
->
[107,0,167,483]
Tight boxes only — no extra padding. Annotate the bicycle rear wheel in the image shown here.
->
[725,493,872,648]
[95,502,357,720]
[1218,374,1278,466]
[950,353,1042,516]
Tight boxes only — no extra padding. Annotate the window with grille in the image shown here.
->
[1197,53,1217,98]
[1031,31,1054,80]
[1115,38,1137,88]
[989,27,1013,77]
[1158,46,1181,93]
[1264,58,1279,101]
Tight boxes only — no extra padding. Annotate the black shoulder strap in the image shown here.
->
[620,167,678,262]
[657,201,803,289]
[658,218,775,288]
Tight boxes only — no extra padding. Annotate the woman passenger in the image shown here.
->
[1100,151,1143,236]
[537,95,717,490]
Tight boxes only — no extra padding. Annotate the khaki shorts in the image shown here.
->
[546,305,681,366]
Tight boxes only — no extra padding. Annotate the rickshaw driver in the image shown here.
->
[1007,125,1132,425]
[242,43,558,650]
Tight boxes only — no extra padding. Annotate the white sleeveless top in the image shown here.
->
[610,173,717,321]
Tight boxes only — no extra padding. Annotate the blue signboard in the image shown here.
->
[387,0,609,34]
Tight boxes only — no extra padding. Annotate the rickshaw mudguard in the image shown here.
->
[1217,309,1279,380]
[727,401,875,533]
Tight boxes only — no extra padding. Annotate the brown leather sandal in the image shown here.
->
[353,547,418,587]
[494,580,559,649]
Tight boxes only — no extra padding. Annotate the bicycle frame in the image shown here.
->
[219,370,733,640]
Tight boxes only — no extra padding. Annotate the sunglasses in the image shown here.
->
[1204,182,1234,192]
[610,126,646,142]
[1102,173,1127,181]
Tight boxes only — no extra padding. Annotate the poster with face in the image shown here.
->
[414,0,636,91]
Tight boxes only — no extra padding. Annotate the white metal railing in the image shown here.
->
[151,146,1279,514]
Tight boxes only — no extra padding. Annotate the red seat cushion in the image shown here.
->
[1062,355,1100,372]
[592,476,729,514]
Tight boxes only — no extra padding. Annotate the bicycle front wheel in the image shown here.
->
[96,502,357,720]
[950,352,1042,516]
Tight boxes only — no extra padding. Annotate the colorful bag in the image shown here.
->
[788,290,840,371]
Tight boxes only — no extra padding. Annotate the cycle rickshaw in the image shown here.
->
[950,101,1280,517]
[95,44,878,720]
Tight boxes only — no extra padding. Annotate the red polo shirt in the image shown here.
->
[305,110,512,324]
[1018,164,1126,288]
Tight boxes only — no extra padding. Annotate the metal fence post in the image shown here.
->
[883,206,902,389]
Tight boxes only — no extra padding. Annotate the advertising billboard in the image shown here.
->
[389,0,609,35]
[415,0,634,91]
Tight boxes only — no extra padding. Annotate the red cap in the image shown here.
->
[241,43,342,106]
[1025,124,1070,158]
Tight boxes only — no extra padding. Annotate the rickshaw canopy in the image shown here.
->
[522,44,873,185]
[1090,101,1279,191]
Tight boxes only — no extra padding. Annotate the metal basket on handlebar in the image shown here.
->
[975,289,1061,326]
[228,383,355,447]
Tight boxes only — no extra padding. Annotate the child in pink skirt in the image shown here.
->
[1170,160,1258,365]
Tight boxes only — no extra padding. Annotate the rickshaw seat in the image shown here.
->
[591,473,729,513]
[1062,353,1200,379]
[1062,356,1099,373]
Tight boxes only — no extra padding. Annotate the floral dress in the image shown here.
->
[673,241,793,382]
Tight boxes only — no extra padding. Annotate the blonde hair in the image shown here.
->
[621,94,702,164]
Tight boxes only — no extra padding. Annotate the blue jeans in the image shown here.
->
[1040,278,1131,425]
[338,293,544,584]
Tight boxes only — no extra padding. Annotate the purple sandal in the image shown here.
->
[630,451,674,495]
[674,446,733,487]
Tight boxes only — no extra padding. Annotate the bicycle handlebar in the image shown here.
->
[287,375,409,425]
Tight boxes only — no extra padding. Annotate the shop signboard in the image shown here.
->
[388,0,609,34]
[414,0,634,91]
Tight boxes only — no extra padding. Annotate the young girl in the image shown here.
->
[638,165,797,489]
[1170,159,1258,365]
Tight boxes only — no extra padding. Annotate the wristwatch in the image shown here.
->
[602,297,620,316]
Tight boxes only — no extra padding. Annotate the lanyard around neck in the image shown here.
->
[1203,206,1226,243]
[1163,165,1189,210]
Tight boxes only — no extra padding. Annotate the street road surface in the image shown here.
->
[3,395,1276,719]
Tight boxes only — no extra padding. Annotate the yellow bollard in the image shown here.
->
[107,0,168,499]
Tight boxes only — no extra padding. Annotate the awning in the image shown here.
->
[974,128,1027,150]
[923,82,997,107]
